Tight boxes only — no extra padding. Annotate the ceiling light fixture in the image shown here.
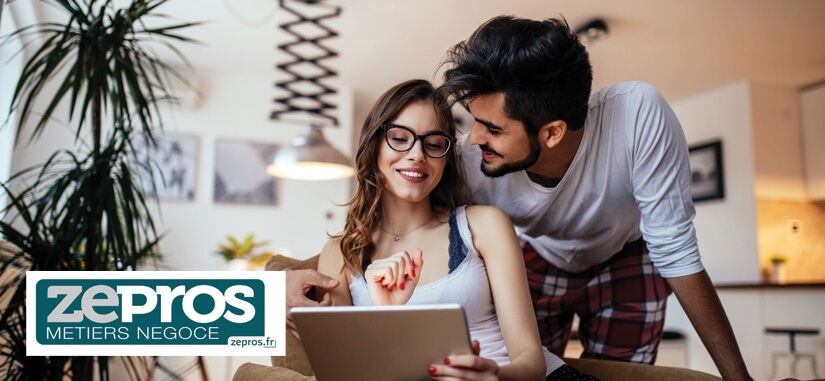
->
[268,0,355,181]
[574,18,609,45]
[266,122,355,181]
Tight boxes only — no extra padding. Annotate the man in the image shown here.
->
[287,15,751,380]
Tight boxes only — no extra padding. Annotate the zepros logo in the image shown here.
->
[26,271,285,356]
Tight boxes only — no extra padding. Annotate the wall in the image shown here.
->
[0,5,23,222]
[756,199,825,281]
[137,69,354,271]
[801,82,825,199]
[750,84,808,200]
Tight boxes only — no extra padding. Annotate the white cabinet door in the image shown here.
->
[801,83,825,199]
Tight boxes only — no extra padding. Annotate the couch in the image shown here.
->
[232,255,722,381]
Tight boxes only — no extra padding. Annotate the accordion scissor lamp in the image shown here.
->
[267,0,355,181]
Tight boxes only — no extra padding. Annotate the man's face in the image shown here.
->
[466,93,541,178]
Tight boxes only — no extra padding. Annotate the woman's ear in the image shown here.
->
[539,120,568,149]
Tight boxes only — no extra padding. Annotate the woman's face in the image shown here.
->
[377,100,448,205]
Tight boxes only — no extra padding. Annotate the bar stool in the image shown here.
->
[765,327,821,380]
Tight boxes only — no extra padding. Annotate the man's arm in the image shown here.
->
[666,271,752,381]
[286,255,319,271]
[625,84,750,379]
[285,254,339,338]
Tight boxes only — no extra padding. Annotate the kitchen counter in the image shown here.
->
[715,281,825,289]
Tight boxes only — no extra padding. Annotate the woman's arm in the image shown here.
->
[466,205,546,381]
[316,239,353,307]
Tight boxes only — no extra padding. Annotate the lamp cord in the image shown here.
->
[222,0,278,27]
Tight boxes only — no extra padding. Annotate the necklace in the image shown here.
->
[378,215,435,242]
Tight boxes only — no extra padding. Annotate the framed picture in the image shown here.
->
[214,139,279,205]
[133,132,199,201]
[688,140,724,203]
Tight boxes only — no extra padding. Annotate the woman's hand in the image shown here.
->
[365,249,423,305]
[428,340,499,380]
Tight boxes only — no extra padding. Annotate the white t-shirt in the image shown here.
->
[460,81,703,278]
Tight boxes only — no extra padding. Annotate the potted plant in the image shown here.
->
[0,1,197,379]
[217,234,275,271]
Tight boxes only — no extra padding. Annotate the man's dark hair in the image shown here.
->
[439,16,593,134]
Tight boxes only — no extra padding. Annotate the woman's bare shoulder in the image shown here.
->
[320,237,343,255]
[465,205,511,227]
[318,237,345,273]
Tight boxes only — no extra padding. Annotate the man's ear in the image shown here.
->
[539,120,568,149]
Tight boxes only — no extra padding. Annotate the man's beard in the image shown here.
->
[480,136,542,178]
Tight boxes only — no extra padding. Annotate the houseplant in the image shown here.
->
[217,234,275,270]
[0,0,197,379]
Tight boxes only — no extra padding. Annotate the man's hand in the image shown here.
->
[285,268,340,339]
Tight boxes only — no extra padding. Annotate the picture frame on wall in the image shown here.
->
[134,132,199,201]
[214,138,279,205]
[688,140,725,203]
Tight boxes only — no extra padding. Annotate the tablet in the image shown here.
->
[291,303,472,381]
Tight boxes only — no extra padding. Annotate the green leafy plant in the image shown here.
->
[217,234,274,268]
[0,0,197,379]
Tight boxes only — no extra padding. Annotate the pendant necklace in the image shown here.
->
[378,215,435,242]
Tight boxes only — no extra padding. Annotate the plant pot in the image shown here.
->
[772,262,786,284]
[228,259,251,271]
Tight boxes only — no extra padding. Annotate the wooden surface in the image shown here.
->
[715,281,825,289]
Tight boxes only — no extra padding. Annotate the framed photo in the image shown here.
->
[214,139,279,205]
[133,132,199,201]
[688,140,724,203]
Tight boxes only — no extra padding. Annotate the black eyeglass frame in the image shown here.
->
[380,123,455,158]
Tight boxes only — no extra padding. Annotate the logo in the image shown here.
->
[26,271,285,356]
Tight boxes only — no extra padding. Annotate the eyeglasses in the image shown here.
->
[380,124,454,158]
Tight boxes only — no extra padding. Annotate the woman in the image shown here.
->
[318,79,588,380]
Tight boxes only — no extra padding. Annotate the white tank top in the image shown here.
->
[350,206,563,375]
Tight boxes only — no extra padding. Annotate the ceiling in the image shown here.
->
[334,0,825,121]
[10,0,825,125]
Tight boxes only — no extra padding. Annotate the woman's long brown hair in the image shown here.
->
[334,79,468,275]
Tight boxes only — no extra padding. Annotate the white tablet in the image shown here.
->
[291,303,473,381]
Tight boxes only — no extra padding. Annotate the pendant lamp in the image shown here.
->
[266,123,355,180]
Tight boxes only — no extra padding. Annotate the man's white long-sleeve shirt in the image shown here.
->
[460,81,704,277]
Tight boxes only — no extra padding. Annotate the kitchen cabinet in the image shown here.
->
[801,82,825,200]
